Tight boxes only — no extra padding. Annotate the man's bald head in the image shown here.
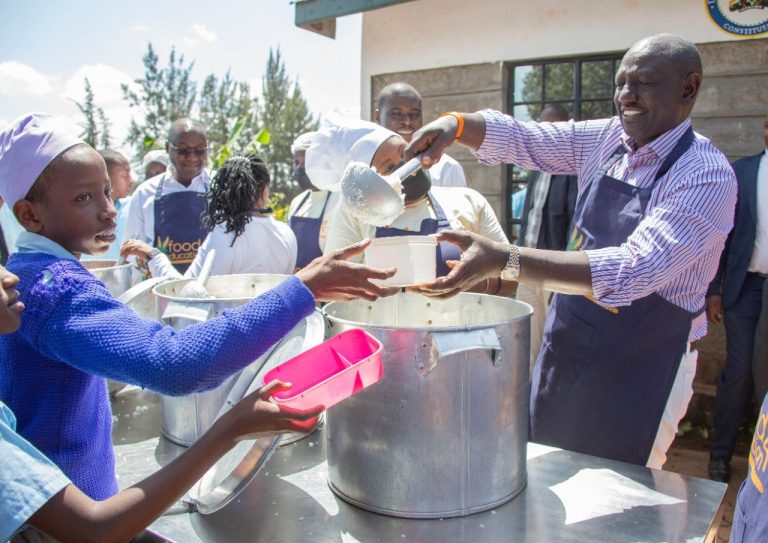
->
[628,33,702,79]
[615,34,702,148]
[376,82,422,111]
[168,118,206,144]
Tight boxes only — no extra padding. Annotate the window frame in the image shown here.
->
[504,52,625,241]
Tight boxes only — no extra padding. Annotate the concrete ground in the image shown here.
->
[664,442,748,543]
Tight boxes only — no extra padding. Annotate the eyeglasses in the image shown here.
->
[387,110,422,122]
[169,143,208,158]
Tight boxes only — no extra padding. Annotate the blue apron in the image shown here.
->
[153,174,208,274]
[374,191,460,276]
[530,127,697,465]
[289,191,330,269]
[731,392,768,542]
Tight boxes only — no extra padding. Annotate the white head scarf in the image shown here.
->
[305,110,399,191]
[142,149,170,170]
[0,112,84,207]
[290,131,317,155]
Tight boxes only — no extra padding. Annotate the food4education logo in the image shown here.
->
[706,0,768,36]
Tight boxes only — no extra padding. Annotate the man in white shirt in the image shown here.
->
[124,118,211,273]
[375,82,467,188]
[706,114,768,483]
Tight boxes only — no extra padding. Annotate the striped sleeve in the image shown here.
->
[587,143,737,307]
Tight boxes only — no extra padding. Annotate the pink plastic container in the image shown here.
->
[263,328,383,410]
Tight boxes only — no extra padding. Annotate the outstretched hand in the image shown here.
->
[222,380,325,442]
[408,230,508,299]
[296,239,401,302]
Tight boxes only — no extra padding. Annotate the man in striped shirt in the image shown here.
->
[406,33,737,469]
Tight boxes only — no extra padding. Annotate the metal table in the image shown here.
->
[113,387,726,543]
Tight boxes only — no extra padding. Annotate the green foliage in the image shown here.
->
[199,70,258,161]
[75,78,111,148]
[121,44,197,159]
[267,191,289,223]
[256,47,318,202]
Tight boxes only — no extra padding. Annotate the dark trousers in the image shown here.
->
[711,273,766,461]
[754,278,768,404]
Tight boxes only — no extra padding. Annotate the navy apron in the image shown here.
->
[730,392,768,542]
[289,191,330,269]
[374,191,460,276]
[153,174,208,274]
[530,127,697,465]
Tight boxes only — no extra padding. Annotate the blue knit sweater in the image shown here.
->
[0,252,315,500]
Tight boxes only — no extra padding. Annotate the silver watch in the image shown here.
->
[499,244,520,281]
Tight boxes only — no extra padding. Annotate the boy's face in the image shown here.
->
[0,265,23,334]
[108,158,133,200]
[22,146,117,258]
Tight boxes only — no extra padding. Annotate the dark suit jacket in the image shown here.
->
[519,171,578,251]
[707,151,763,310]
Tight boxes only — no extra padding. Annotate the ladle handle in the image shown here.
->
[394,156,423,181]
[197,249,216,287]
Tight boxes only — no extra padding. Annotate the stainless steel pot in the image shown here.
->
[152,274,324,447]
[323,292,532,518]
[82,259,143,298]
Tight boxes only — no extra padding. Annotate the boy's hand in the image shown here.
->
[295,239,400,302]
[222,380,324,443]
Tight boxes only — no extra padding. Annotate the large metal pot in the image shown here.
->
[152,274,324,446]
[323,292,532,518]
[82,259,143,298]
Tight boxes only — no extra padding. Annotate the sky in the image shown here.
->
[0,1,362,156]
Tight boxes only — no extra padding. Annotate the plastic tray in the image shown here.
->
[263,328,383,410]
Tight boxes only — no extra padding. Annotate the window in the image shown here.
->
[505,53,624,241]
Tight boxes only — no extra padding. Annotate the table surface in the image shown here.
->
[112,387,727,543]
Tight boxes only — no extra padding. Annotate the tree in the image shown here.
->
[256,48,318,200]
[75,78,111,148]
[121,44,196,158]
[198,70,259,160]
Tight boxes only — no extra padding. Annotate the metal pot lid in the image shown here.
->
[117,276,169,320]
[185,309,326,515]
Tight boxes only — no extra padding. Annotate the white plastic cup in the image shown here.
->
[364,235,437,287]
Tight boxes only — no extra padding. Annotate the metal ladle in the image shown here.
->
[341,157,423,227]
[180,249,217,298]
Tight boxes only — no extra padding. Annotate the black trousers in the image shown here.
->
[711,272,766,461]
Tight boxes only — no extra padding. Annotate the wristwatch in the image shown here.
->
[499,244,520,281]
[147,248,161,261]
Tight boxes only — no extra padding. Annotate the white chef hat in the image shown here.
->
[290,131,317,155]
[305,110,399,191]
[142,149,170,170]
[0,112,84,207]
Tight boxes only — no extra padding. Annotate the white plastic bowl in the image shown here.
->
[364,235,437,287]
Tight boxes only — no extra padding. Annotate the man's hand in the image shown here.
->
[296,239,401,302]
[706,295,723,325]
[408,230,508,299]
[404,115,459,168]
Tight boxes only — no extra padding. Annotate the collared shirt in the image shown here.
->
[16,231,78,260]
[476,109,737,341]
[0,402,70,542]
[123,169,211,245]
[429,153,468,188]
[748,149,768,274]
[522,171,552,248]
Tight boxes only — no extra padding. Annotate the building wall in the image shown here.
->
[361,0,768,415]
[363,1,768,220]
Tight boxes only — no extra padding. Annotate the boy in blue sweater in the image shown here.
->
[0,262,324,542]
[0,113,398,501]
